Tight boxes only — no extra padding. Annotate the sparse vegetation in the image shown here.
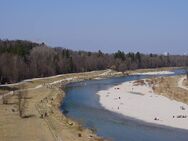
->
[17,91,26,118]
[16,87,28,118]
[153,77,188,104]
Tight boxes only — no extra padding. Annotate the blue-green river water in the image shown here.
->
[61,69,188,141]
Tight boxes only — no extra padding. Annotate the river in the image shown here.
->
[61,69,188,141]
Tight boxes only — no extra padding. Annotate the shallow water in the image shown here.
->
[61,69,188,141]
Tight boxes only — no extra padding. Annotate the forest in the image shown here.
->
[0,39,188,84]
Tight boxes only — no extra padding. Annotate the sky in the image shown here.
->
[0,0,188,54]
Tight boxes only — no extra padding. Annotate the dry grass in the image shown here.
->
[151,76,188,104]
[0,87,55,141]
[0,86,105,141]
[133,80,146,86]
[0,70,113,141]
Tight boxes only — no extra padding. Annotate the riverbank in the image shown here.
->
[0,67,184,141]
[1,69,123,141]
[97,72,188,130]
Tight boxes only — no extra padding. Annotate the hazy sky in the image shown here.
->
[0,0,188,54]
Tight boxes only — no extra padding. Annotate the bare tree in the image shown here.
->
[1,39,188,85]
[118,62,127,74]
[17,88,27,118]
[17,91,24,118]
[29,46,56,77]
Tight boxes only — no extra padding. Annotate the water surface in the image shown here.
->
[61,69,188,141]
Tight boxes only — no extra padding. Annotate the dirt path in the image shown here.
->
[0,85,43,100]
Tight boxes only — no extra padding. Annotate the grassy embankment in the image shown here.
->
[0,69,124,141]
[149,76,188,104]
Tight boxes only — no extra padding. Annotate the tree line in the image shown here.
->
[0,39,188,84]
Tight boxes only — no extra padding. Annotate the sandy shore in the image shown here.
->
[133,70,175,75]
[97,76,188,130]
